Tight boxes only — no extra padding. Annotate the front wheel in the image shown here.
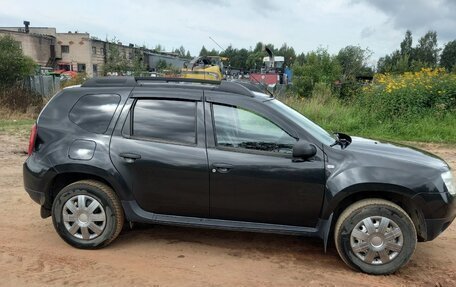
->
[52,180,124,249]
[334,199,417,274]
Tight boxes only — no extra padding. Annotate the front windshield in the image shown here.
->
[266,99,335,145]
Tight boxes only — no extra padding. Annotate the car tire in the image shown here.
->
[52,180,124,249]
[334,198,416,275]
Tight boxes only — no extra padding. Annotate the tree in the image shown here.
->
[400,30,413,57]
[131,49,146,76]
[337,45,371,80]
[413,31,440,68]
[155,59,169,71]
[103,38,129,75]
[278,43,296,66]
[246,51,263,71]
[178,45,186,57]
[295,52,306,65]
[235,48,249,70]
[440,40,456,72]
[377,30,441,73]
[0,35,36,86]
[199,46,208,56]
[154,44,165,52]
[253,42,264,53]
[207,48,219,56]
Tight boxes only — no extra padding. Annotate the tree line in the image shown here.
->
[192,31,456,75]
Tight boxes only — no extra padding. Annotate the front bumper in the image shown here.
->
[425,215,456,241]
[412,191,456,241]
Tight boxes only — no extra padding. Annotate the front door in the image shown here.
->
[206,101,326,227]
[110,90,209,217]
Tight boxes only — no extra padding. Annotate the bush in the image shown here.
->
[0,84,43,113]
[0,35,36,86]
[356,68,456,120]
[61,72,88,88]
[292,48,341,97]
[337,81,362,101]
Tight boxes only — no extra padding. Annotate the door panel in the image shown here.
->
[111,139,209,216]
[207,101,326,227]
[208,149,325,227]
[110,93,209,217]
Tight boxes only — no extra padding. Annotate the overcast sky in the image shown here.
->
[1,0,455,65]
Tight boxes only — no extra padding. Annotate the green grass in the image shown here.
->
[281,96,456,144]
[0,119,35,137]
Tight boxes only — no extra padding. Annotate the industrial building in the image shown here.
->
[0,21,188,77]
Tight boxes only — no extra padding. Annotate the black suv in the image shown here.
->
[24,77,455,274]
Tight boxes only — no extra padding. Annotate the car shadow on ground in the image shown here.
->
[111,222,348,268]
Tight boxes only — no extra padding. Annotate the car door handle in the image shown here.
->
[212,163,233,173]
[119,152,141,162]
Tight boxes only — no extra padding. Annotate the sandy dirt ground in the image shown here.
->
[0,134,455,287]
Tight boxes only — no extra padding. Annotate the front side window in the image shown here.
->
[265,99,335,146]
[132,99,197,145]
[212,104,296,154]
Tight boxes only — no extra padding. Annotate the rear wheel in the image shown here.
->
[52,180,124,249]
[334,199,416,274]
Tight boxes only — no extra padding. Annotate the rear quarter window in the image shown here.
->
[69,94,121,134]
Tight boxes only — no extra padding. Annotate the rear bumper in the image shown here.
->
[25,186,46,205]
[23,159,55,207]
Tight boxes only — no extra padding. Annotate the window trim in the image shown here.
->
[124,98,199,146]
[210,103,297,158]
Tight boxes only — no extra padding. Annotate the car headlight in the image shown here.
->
[441,171,455,195]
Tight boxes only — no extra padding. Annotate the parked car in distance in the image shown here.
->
[23,77,455,274]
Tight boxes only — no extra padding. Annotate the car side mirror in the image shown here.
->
[292,140,317,161]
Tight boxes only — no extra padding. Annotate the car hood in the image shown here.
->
[344,136,449,171]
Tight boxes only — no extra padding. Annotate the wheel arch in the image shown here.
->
[322,183,427,241]
[44,164,131,210]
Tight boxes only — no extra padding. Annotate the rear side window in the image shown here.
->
[69,94,121,134]
[131,99,197,144]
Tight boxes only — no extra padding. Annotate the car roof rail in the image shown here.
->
[136,77,221,85]
[81,77,254,97]
[81,76,137,87]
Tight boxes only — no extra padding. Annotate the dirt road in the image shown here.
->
[1,134,455,287]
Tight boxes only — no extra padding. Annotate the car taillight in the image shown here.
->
[28,123,37,156]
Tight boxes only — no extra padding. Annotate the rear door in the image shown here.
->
[110,87,209,217]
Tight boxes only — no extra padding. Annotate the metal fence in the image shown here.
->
[23,75,60,97]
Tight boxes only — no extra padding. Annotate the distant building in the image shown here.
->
[0,26,56,67]
[0,21,187,77]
